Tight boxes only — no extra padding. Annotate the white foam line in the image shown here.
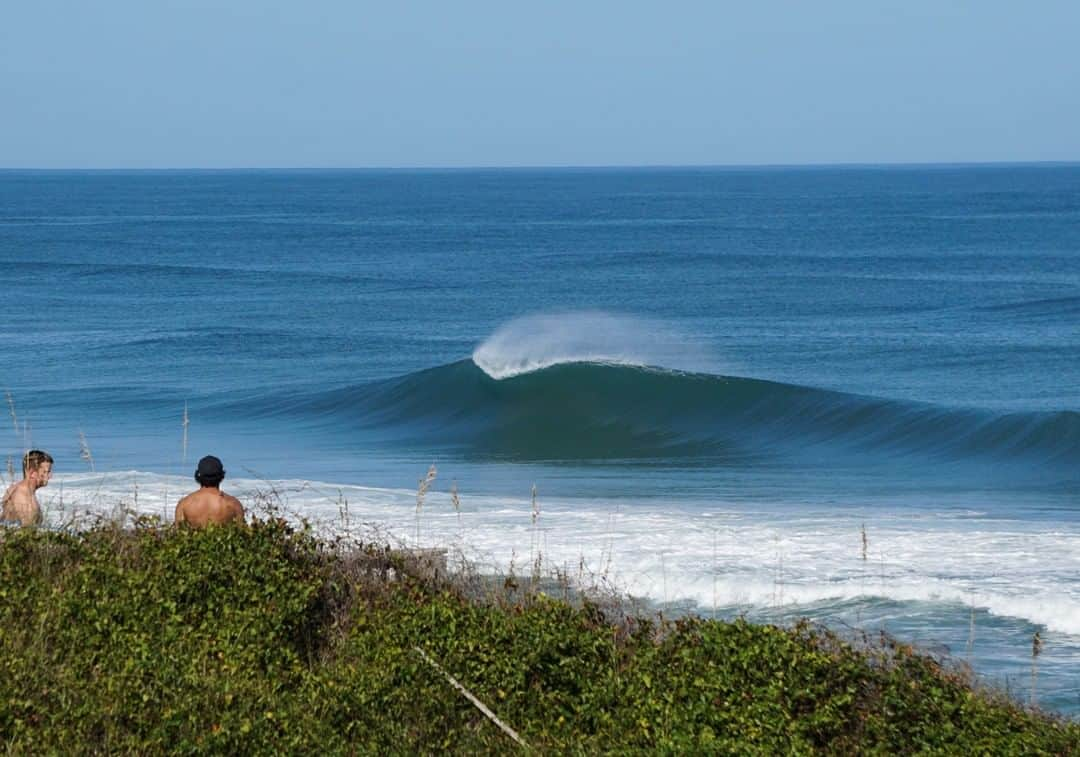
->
[40,471,1080,636]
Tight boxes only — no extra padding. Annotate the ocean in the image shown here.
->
[2,165,1078,714]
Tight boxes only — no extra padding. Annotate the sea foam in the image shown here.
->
[44,471,1080,638]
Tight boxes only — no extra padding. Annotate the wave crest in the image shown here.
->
[471,311,716,379]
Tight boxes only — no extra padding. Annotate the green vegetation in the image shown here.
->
[1,520,1076,754]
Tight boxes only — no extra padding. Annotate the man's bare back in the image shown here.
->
[174,488,245,528]
[175,455,245,528]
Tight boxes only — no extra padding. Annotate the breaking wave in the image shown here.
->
[223,358,1080,470]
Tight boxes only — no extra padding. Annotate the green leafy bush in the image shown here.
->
[1,522,1076,754]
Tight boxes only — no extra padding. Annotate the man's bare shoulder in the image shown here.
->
[221,492,245,521]
[2,481,30,509]
[175,489,213,522]
[1,483,15,520]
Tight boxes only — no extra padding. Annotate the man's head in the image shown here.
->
[195,455,225,488]
[22,449,53,489]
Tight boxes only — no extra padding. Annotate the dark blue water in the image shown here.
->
[2,166,1079,714]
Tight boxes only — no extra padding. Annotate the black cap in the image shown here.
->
[195,455,225,480]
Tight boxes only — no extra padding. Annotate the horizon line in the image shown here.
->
[2,159,1079,173]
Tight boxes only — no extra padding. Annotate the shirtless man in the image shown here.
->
[2,449,53,527]
[174,455,245,528]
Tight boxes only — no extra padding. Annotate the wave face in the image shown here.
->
[252,358,1080,471]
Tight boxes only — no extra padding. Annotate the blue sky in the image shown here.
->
[2,1,1078,168]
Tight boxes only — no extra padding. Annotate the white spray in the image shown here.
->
[471,311,719,380]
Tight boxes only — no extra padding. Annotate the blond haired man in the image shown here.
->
[2,450,53,526]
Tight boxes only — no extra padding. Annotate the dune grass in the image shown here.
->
[1,518,1077,754]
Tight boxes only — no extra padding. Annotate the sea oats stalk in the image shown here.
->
[336,489,350,530]
[712,529,718,621]
[6,390,18,438]
[857,525,868,626]
[450,479,462,542]
[181,403,190,468]
[661,551,668,608]
[530,483,541,585]
[78,430,95,472]
[774,535,784,609]
[601,503,619,581]
[1031,631,1043,707]
[504,549,519,597]
[415,463,437,546]
[966,595,977,661]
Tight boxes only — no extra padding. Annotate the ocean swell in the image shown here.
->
[230,359,1080,470]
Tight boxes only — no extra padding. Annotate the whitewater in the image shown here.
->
[45,468,1080,637]
[43,462,1080,715]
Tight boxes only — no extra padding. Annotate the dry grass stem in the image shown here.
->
[336,489,350,529]
[1031,631,1043,707]
[966,598,976,661]
[450,479,462,537]
[661,551,668,608]
[529,484,541,585]
[78,430,95,472]
[712,529,718,620]
[773,535,784,609]
[412,646,529,749]
[415,463,437,546]
[6,391,18,437]
[181,403,190,467]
